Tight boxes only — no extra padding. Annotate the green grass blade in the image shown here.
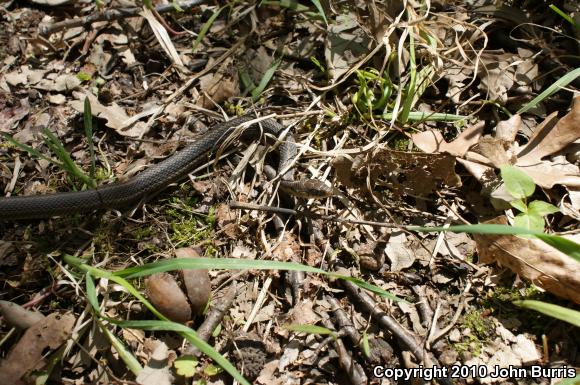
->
[112,258,405,302]
[108,319,251,385]
[42,128,96,189]
[411,224,580,262]
[98,320,143,376]
[83,97,96,181]
[0,132,61,166]
[85,273,100,314]
[513,300,580,328]
[517,67,580,114]
[548,4,579,27]
[308,0,328,25]
[381,111,467,122]
[251,59,281,101]
[284,324,336,337]
[400,29,417,123]
[192,6,224,53]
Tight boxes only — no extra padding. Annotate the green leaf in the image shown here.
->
[513,300,580,328]
[514,213,545,232]
[203,364,222,376]
[76,72,91,82]
[500,165,535,199]
[284,324,336,337]
[510,199,527,213]
[527,200,559,217]
[174,356,198,377]
[556,374,580,385]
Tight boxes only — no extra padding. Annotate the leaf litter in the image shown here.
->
[0,1,579,384]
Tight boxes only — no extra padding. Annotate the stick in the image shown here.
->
[38,0,205,37]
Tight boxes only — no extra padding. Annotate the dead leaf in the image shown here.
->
[0,93,29,132]
[140,7,183,67]
[474,217,580,304]
[69,92,149,138]
[197,58,238,109]
[0,312,75,384]
[517,97,580,165]
[325,13,372,81]
[145,273,191,323]
[336,150,461,199]
[411,121,484,157]
[385,232,415,271]
[175,247,211,315]
[136,341,174,385]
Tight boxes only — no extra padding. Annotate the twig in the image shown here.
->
[229,201,406,228]
[38,0,205,37]
[184,285,237,356]
[321,318,368,385]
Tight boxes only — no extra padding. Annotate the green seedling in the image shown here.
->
[500,165,559,232]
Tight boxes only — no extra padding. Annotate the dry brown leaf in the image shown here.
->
[456,97,580,196]
[197,59,239,109]
[69,92,149,138]
[385,231,415,272]
[517,97,580,165]
[0,312,75,384]
[336,150,461,199]
[411,121,484,156]
[175,247,211,315]
[145,273,191,323]
[0,93,29,132]
[474,217,580,304]
[272,233,301,262]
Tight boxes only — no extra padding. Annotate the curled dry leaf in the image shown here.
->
[69,92,149,138]
[145,273,192,323]
[0,300,45,329]
[411,121,484,157]
[175,247,211,315]
[0,312,75,385]
[474,217,580,304]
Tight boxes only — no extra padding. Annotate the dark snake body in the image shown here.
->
[0,116,297,220]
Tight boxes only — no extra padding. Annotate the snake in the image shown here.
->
[0,116,332,220]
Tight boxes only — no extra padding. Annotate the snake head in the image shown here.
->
[281,179,335,199]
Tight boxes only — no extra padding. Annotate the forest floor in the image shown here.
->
[0,1,579,384]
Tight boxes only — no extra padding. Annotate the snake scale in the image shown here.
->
[0,116,332,220]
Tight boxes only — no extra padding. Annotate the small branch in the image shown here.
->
[184,285,237,356]
[229,201,404,228]
[38,0,205,37]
